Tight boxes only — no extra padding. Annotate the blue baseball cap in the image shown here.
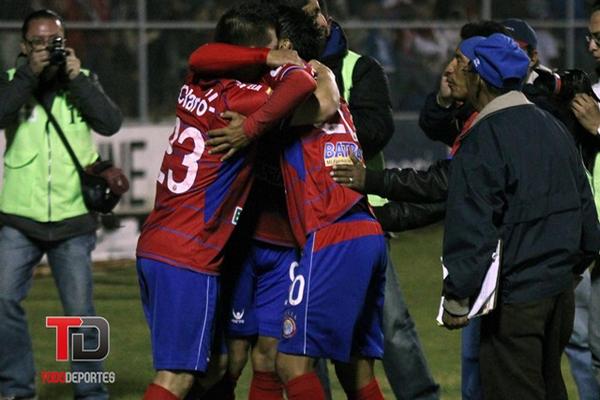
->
[458,36,486,60]
[471,33,530,89]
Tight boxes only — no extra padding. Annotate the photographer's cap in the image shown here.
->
[471,33,530,89]
[502,18,538,50]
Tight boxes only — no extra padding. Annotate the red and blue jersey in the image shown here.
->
[281,101,375,246]
[137,65,315,274]
[136,77,271,274]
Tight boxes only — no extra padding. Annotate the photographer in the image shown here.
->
[0,9,121,400]
[575,2,600,385]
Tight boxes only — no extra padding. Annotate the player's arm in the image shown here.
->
[288,60,340,126]
[188,43,302,78]
[207,65,317,160]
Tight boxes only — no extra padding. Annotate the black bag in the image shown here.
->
[37,96,128,214]
[79,169,121,213]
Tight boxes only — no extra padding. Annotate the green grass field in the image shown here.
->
[23,224,578,399]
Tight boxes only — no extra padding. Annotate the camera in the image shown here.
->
[532,68,599,102]
[47,37,67,66]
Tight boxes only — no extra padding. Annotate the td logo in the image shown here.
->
[45,316,110,362]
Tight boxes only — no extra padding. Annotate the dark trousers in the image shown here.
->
[479,288,575,400]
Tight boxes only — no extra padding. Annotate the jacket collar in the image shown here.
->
[320,20,348,61]
[471,91,532,128]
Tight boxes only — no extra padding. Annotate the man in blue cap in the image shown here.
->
[441,33,600,399]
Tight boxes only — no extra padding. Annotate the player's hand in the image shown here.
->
[266,49,303,68]
[571,93,600,135]
[207,111,250,161]
[64,48,81,80]
[330,152,366,192]
[308,59,331,77]
[28,47,50,76]
[441,310,469,330]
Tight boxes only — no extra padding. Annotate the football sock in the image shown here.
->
[348,379,384,400]
[249,371,284,400]
[142,383,181,400]
[284,372,326,400]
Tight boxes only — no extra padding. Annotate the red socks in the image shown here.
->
[249,371,284,400]
[348,379,385,400]
[143,383,180,400]
[284,372,326,400]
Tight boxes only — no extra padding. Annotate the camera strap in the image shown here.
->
[35,94,87,176]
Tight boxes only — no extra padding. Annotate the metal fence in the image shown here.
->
[0,0,597,176]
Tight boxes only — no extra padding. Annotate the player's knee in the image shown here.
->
[251,337,278,371]
[275,353,313,384]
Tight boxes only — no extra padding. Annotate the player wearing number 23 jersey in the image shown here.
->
[135,66,316,374]
[137,65,315,275]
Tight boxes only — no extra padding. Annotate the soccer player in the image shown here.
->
[191,12,388,400]
[135,4,318,399]
[189,6,339,399]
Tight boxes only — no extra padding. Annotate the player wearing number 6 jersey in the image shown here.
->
[192,35,388,400]
[135,5,317,399]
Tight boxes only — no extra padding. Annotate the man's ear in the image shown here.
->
[278,38,293,50]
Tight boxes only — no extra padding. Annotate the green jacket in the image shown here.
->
[0,68,98,222]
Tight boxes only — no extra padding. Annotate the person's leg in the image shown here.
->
[47,231,108,400]
[136,258,220,399]
[565,271,600,400]
[543,288,575,400]
[479,291,573,400]
[590,263,600,385]
[250,336,283,400]
[0,226,44,399]
[382,249,439,400]
[335,357,383,400]
[249,243,300,400]
[276,353,325,399]
[461,319,482,400]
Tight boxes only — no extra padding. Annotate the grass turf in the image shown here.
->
[23,224,577,399]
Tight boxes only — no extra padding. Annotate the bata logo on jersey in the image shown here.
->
[324,142,363,167]
[178,85,219,117]
[231,309,245,324]
[282,313,297,339]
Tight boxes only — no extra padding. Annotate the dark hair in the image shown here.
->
[592,1,600,14]
[214,2,277,47]
[318,0,329,18]
[460,21,509,40]
[277,5,324,60]
[21,9,64,39]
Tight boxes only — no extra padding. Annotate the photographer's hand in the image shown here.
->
[65,48,81,80]
[28,47,50,76]
[571,94,600,135]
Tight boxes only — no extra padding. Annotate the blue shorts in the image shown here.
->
[227,240,299,338]
[277,212,387,363]
[137,257,219,372]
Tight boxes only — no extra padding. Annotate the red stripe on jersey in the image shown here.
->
[312,219,384,253]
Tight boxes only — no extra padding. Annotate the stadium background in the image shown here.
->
[0,0,591,398]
